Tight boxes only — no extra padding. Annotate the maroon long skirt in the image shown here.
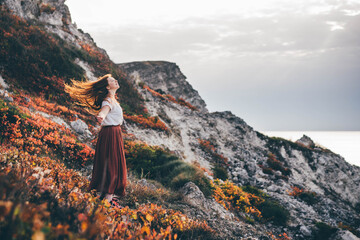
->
[88,124,127,196]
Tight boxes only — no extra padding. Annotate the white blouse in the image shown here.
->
[100,98,124,126]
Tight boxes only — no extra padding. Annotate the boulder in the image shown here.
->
[70,119,93,140]
[137,179,157,190]
[334,230,360,240]
[0,75,9,89]
[299,225,312,237]
[296,134,315,148]
[179,182,234,220]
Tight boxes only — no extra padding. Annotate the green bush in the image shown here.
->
[313,222,338,240]
[355,202,360,214]
[211,164,228,181]
[298,191,318,205]
[169,165,212,196]
[258,199,290,225]
[267,153,291,176]
[241,185,289,225]
[126,142,212,197]
[242,185,268,198]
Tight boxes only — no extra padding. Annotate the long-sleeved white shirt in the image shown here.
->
[100,98,124,126]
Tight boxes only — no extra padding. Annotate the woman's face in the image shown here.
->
[107,77,119,90]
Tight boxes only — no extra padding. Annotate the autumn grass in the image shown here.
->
[122,172,183,208]
[0,145,216,239]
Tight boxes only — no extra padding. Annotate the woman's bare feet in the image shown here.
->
[104,193,113,202]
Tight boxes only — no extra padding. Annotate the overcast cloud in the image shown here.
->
[67,0,360,130]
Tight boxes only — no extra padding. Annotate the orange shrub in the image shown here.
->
[210,179,264,219]
[288,186,304,197]
[125,114,169,132]
[269,232,291,240]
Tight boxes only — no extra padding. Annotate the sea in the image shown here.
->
[260,131,360,168]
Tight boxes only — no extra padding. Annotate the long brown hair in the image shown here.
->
[64,74,113,115]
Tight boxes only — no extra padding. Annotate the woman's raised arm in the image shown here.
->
[96,105,111,124]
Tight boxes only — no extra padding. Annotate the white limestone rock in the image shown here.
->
[70,119,93,140]
[334,230,360,240]
[0,75,9,89]
[299,225,312,237]
[74,58,97,81]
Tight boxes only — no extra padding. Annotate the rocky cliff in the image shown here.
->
[119,60,360,239]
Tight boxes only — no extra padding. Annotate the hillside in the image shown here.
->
[1,1,360,240]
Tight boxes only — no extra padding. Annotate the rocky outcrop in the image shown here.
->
[178,182,268,239]
[179,182,235,221]
[296,134,316,148]
[117,61,209,113]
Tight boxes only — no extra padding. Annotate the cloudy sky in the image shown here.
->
[66,0,360,131]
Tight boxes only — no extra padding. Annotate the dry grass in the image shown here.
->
[118,172,183,208]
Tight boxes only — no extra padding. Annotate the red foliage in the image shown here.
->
[40,3,56,14]
[288,186,304,197]
[197,138,229,166]
[177,97,198,111]
[0,99,94,169]
[268,232,292,240]
[125,114,169,132]
[259,153,291,180]
[143,85,198,111]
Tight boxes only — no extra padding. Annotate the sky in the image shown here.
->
[66,0,360,131]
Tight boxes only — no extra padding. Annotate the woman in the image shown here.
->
[64,74,127,206]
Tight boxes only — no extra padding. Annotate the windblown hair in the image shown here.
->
[64,74,113,115]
